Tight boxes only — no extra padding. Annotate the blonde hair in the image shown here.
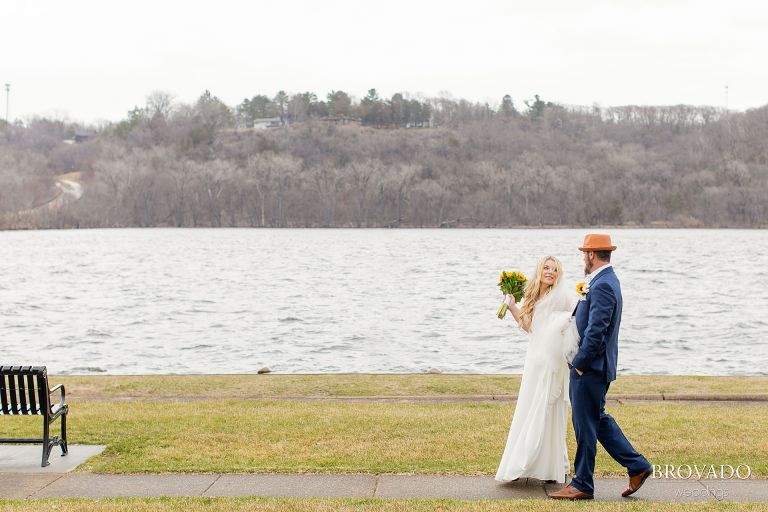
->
[518,256,563,331]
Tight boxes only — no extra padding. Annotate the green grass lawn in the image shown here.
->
[4,398,767,476]
[53,374,768,400]
[1,497,767,512]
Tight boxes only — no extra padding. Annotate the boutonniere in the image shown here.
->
[576,282,590,299]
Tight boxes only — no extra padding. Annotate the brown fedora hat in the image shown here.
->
[579,233,617,252]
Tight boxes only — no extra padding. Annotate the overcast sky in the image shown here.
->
[2,0,767,124]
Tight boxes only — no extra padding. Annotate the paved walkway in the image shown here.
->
[1,472,766,502]
[1,446,765,503]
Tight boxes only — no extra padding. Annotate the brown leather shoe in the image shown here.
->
[622,468,652,497]
[549,485,593,500]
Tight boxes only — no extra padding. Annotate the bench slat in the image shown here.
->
[16,373,29,415]
[26,373,38,415]
[8,372,19,414]
[0,374,9,415]
[37,373,48,414]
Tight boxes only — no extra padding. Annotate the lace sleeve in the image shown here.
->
[555,281,580,312]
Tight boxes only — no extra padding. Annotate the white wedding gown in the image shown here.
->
[495,280,580,483]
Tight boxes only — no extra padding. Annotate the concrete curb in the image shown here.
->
[73,393,768,403]
[660,393,768,401]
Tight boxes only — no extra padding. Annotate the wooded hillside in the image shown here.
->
[1,90,766,228]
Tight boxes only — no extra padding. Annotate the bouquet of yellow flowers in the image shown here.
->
[497,270,527,319]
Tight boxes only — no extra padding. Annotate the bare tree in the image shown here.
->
[165,156,195,227]
[146,91,176,120]
[311,163,343,227]
[347,159,382,227]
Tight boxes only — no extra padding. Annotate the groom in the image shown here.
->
[550,234,652,500]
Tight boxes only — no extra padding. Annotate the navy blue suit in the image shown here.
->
[569,266,650,495]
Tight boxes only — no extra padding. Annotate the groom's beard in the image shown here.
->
[584,260,593,276]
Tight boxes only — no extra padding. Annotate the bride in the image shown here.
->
[495,255,579,484]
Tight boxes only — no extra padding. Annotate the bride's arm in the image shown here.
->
[504,296,529,332]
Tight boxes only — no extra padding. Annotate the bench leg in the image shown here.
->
[41,420,51,467]
[60,413,68,456]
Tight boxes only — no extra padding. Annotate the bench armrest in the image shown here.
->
[49,384,66,407]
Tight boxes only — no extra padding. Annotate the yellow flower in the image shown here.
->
[500,270,526,286]
[576,282,590,296]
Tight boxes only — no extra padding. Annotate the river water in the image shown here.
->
[1,228,766,375]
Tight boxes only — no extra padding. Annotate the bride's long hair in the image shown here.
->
[518,256,564,331]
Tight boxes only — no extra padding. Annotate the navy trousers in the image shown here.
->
[569,368,651,495]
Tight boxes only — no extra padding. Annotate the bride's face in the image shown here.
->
[540,260,558,287]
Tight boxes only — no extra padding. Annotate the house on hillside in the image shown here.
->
[74,130,96,143]
[250,117,283,129]
[63,130,97,145]
[319,116,360,126]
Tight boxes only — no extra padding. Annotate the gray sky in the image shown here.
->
[3,0,767,124]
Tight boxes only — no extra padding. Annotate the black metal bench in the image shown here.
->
[0,365,68,467]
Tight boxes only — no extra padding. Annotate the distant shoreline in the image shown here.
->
[2,224,767,232]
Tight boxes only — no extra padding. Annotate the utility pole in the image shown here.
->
[3,83,9,123]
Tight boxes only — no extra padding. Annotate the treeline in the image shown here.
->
[236,89,435,128]
[1,89,767,229]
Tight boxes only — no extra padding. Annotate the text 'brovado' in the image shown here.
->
[653,464,752,480]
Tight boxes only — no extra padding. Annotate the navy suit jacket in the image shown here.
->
[571,266,622,382]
